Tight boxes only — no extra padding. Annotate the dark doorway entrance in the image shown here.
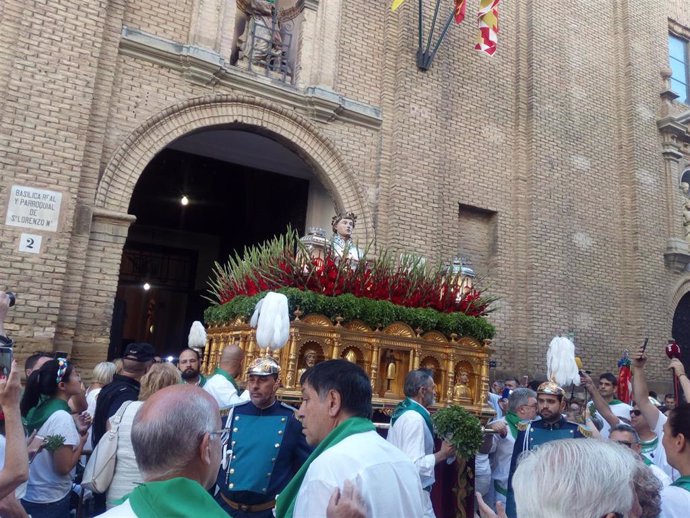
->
[110,129,328,359]
[673,292,690,376]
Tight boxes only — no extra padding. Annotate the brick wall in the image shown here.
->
[1,0,688,389]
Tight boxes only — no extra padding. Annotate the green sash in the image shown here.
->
[198,373,207,387]
[128,477,228,518]
[274,417,375,518]
[504,412,521,439]
[609,399,624,406]
[24,397,70,435]
[671,475,690,492]
[214,367,242,395]
[391,397,434,437]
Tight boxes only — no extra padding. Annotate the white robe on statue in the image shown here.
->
[386,408,436,518]
[293,430,425,518]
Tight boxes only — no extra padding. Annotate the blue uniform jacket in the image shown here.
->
[216,400,312,505]
[505,417,589,518]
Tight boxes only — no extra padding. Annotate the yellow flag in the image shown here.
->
[391,0,406,11]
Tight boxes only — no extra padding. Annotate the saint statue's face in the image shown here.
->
[304,351,317,367]
[458,371,469,384]
[335,218,354,239]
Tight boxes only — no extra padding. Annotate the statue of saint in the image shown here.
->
[344,348,358,364]
[453,370,473,403]
[384,351,397,392]
[297,348,318,383]
[330,211,363,263]
[682,183,690,243]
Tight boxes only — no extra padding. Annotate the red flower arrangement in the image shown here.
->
[208,229,495,317]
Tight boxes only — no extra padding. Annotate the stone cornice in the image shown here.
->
[119,26,382,130]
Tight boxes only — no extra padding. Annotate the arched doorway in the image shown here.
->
[69,95,373,367]
[110,127,334,359]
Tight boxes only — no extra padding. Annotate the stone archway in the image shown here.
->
[71,94,372,366]
[95,93,371,238]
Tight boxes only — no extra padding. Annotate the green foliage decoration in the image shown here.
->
[431,405,484,459]
[204,287,495,341]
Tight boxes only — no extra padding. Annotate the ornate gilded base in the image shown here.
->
[203,313,495,415]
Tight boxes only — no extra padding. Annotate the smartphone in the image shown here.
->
[641,338,649,354]
[0,347,12,380]
[54,351,68,359]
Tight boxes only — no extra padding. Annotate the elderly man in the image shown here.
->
[98,385,226,518]
[478,439,642,518]
[178,348,206,387]
[387,369,455,518]
[485,388,537,507]
[204,344,249,408]
[274,359,424,518]
[609,423,671,487]
[215,356,311,517]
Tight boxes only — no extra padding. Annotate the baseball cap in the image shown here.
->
[123,342,156,362]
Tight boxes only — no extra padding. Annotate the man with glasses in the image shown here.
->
[609,423,671,487]
[387,369,455,518]
[484,388,537,509]
[98,384,227,518]
[215,356,310,518]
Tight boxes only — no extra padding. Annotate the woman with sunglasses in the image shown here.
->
[19,358,89,518]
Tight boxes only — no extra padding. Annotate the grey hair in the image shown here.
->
[508,388,536,413]
[131,393,218,480]
[513,439,638,518]
[610,423,641,444]
[403,369,433,398]
[633,460,662,518]
[92,362,116,386]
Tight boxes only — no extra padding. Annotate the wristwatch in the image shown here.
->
[0,334,13,347]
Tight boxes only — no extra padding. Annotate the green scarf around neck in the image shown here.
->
[391,397,434,437]
[504,411,521,439]
[672,475,690,492]
[274,417,375,518]
[214,367,242,395]
[24,397,70,435]
[128,477,228,518]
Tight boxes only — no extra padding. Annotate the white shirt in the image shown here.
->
[293,430,425,518]
[660,485,690,518]
[386,407,436,518]
[488,417,516,499]
[107,401,144,508]
[84,386,102,453]
[97,498,136,517]
[23,410,80,503]
[650,463,672,488]
[645,411,677,480]
[203,373,250,409]
[595,400,632,438]
[0,435,27,499]
[487,392,503,420]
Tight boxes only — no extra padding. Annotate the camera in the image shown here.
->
[5,292,15,307]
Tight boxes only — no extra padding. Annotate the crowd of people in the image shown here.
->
[1,290,690,518]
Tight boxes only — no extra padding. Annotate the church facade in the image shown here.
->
[2,0,690,383]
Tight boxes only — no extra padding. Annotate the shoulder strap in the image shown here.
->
[110,400,134,429]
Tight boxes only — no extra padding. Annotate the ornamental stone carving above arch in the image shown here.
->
[95,94,372,241]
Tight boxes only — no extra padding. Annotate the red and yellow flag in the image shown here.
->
[475,0,501,55]
[391,0,406,11]
[454,0,467,24]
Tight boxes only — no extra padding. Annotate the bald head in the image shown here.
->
[219,344,244,377]
[132,385,221,487]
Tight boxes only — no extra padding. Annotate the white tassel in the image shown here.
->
[547,336,580,386]
[250,292,290,350]
[188,321,207,349]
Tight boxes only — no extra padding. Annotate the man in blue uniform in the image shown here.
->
[505,380,590,518]
[216,356,311,517]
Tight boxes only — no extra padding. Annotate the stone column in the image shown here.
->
[70,208,136,368]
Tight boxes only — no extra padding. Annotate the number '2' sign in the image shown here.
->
[18,233,42,254]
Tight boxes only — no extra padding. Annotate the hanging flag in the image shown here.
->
[475,0,501,56]
[391,0,406,11]
[454,0,467,24]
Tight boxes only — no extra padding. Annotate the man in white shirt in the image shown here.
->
[386,369,455,518]
[274,359,424,518]
[609,423,671,487]
[588,372,632,438]
[203,344,249,408]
